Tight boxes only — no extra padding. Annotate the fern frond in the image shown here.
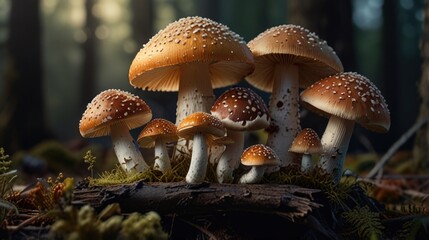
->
[342,206,384,239]
[398,216,429,240]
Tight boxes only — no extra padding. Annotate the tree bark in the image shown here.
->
[73,181,321,220]
[413,1,429,168]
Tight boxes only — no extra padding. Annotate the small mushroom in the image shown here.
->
[177,112,226,183]
[289,128,322,172]
[79,89,152,172]
[137,118,178,173]
[239,144,280,184]
[245,25,343,168]
[300,72,390,182]
[211,87,270,183]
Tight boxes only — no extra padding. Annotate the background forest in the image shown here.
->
[0,0,426,177]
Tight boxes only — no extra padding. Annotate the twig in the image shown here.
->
[179,218,218,240]
[366,117,429,179]
[6,214,40,232]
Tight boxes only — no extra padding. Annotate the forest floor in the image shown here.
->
[1,141,429,239]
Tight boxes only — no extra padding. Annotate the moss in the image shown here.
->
[89,148,219,186]
[264,165,359,206]
[50,203,168,240]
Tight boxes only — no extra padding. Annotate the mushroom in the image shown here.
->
[211,87,270,183]
[289,128,322,172]
[300,72,390,182]
[245,25,343,168]
[137,118,178,173]
[177,112,226,183]
[128,16,254,156]
[128,16,255,122]
[239,144,280,184]
[79,89,152,172]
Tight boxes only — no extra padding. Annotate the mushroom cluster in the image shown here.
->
[78,16,390,185]
[211,87,270,183]
[245,24,343,168]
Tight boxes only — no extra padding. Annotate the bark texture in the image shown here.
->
[73,181,321,220]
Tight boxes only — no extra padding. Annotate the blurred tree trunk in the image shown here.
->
[287,0,355,70]
[80,0,98,110]
[413,1,429,168]
[382,1,399,139]
[0,0,48,151]
[287,0,355,137]
[131,0,154,48]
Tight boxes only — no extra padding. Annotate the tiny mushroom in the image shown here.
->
[137,118,178,173]
[239,144,280,184]
[177,112,226,183]
[245,25,343,168]
[300,72,390,182]
[129,16,254,157]
[211,87,270,183]
[79,89,152,172]
[289,128,322,172]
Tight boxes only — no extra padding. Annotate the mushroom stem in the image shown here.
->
[239,166,265,184]
[176,62,214,125]
[301,154,312,172]
[216,130,244,183]
[110,123,148,172]
[186,133,208,183]
[267,64,300,168]
[175,63,215,159]
[154,138,171,173]
[319,115,354,182]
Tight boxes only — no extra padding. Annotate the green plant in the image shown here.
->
[0,147,18,225]
[398,216,429,240]
[84,150,97,178]
[342,205,384,239]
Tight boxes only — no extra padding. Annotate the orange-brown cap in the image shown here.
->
[129,16,254,91]
[79,89,152,138]
[211,87,270,131]
[177,112,226,139]
[137,118,178,148]
[289,128,322,154]
[246,24,343,92]
[300,72,390,133]
[241,144,280,166]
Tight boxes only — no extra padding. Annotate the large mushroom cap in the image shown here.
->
[129,16,254,91]
[79,89,152,138]
[177,112,226,139]
[241,144,280,166]
[137,118,178,148]
[289,128,322,154]
[245,24,343,92]
[300,72,390,133]
[211,87,270,131]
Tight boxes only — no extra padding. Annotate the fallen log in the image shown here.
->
[72,181,322,220]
